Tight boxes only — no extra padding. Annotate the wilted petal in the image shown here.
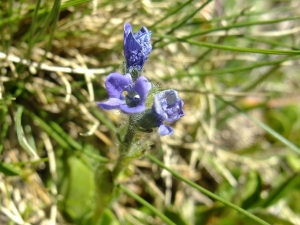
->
[105,73,132,98]
[154,90,185,122]
[158,124,174,136]
[98,98,124,110]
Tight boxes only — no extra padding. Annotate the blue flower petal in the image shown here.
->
[124,23,132,42]
[98,73,151,114]
[124,32,142,56]
[105,73,132,98]
[158,125,174,136]
[98,98,124,110]
[134,76,151,103]
[120,104,145,114]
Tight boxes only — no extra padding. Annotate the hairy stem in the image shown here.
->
[94,116,136,224]
[113,116,136,178]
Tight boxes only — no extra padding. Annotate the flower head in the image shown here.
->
[98,72,151,114]
[152,90,185,135]
[124,23,152,72]
[134,90,184,136]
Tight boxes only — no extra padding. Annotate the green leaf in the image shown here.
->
[59,156,94,221]
[164,208,189,225]
[93,163,115,224]
[147,154,270,225]
[245,210,294,225]
[257,172,300,208]
[242,172,263,209]
[100,210,120,225]
[0,162,20,176]
[153,33,300,55]
[119,184,177,225]
[15,106,39,158]
[216,97,300,155]
[82,209,120,225]
[194,205,219,225]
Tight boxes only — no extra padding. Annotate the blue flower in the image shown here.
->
[124,23,152,72]
[134,90,184,136]
[152,90,185,135]
[98,72,151,114]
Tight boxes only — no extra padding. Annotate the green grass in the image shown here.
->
[1,0,300,224]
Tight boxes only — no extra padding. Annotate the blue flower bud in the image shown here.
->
[123,23,152,72]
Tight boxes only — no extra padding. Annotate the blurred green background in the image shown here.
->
[1,0,300,224]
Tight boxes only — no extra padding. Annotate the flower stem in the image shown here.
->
[94,116,137,224]
[113,116,136,178]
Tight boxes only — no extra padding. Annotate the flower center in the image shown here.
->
[122,84,141,107]
[125,92,140,107]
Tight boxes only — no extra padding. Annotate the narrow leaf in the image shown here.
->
[0,162,20,176]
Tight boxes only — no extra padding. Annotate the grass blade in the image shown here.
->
[118,184,177,225]
[146,154,271,225]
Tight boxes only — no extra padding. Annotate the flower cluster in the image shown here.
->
[98,23,184,135]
